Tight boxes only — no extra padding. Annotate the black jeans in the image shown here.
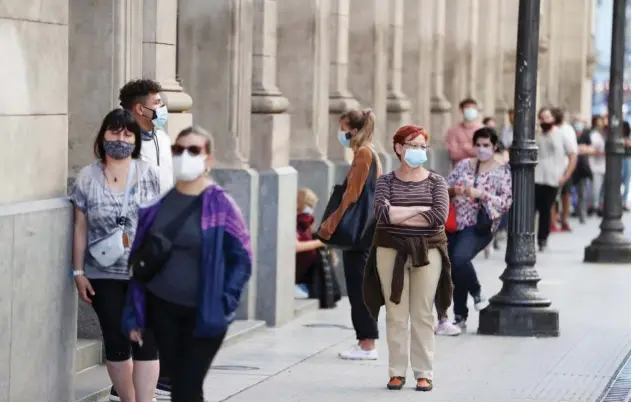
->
[90,279,158,362]
[147,293,226,402]
[534,184,559,246]
[342,249,379,340]
[447,226,493,320]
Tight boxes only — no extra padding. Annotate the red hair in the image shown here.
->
[392,125,429,155]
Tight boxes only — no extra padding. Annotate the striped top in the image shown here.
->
[374,171,449,236]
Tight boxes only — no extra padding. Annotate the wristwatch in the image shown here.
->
[72,270,85,277]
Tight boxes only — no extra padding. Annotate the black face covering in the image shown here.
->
[540,122,554,132]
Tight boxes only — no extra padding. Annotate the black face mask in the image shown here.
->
[540,122,554,132]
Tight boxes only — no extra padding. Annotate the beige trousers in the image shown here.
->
[376,247,442,380]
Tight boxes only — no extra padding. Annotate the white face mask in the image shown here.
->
[173,151,206,181]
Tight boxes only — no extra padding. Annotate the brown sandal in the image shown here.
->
[386,376,406,390]
[416,378,433,391]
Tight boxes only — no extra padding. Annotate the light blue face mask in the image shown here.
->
[573,122,584,133]
[338,131,351,148]
[302,207,314,215]
[403,149,428,168]
[463,107,479,122]
[152,105,169,128]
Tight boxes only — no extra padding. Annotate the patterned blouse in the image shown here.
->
[446,159,512,232]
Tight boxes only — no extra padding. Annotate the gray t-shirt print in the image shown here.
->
[69,160,160,280]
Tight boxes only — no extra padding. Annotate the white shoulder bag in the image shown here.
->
[89,161,136,268]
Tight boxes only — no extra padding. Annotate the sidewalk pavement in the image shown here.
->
[203,216,631,402]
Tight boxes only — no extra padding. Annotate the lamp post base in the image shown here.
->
[478,305,560,337]
[584,237,631,263]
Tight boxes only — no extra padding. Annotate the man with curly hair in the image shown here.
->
[119,79,174,193]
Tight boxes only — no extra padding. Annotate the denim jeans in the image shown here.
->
[447,226,493,320]
[622,158,631,206]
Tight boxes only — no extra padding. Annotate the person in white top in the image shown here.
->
[119,79,174,194]
[551,108,579,232]
[500,108,515,149]
[587,115,607,214]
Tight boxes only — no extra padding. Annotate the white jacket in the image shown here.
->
[140,128,174,192]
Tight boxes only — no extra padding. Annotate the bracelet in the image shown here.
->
[72,270,85,277]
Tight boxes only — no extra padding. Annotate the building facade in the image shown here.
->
[0,0,596,399]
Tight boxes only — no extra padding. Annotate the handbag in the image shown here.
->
[473,161,493,236]
[88,161,136,268]
[318,151,378,251]
[445,202,458,233]
[129,192,202,283]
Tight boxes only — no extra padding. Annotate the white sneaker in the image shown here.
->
[295,284,309,299]
[473,295,490,311]
[434,319,462,336]
[338,345,378,360]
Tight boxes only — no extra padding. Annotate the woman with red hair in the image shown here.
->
[363,125,452,392]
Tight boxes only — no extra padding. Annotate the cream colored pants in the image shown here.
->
[376,247,442,380]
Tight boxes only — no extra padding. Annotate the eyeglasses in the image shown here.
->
[403,143,429,151]
[171,145,204,156]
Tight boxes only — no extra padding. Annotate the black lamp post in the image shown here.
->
[478,0,559,337]
[584,0,631,264]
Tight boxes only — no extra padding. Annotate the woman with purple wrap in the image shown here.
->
[123,126,252,402]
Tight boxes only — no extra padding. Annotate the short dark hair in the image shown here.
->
[482,116,495,126]
[551,107,565,125]
[591,114,603,128]
[459,98,478,109]
[118,79,163,110]
[176,125,215,154]
[93,109,142,162]
[472,126,499,146]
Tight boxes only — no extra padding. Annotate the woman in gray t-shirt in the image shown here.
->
[69,108,161,402]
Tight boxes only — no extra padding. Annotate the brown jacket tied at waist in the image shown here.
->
[362,229,453,320]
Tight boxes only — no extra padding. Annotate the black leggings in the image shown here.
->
[342,249,379,340]
[534,184,559,246]
[90,279,158,362]
[147,292,226,402]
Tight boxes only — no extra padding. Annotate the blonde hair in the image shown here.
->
[340,108,376,151]
[297,187,318,212]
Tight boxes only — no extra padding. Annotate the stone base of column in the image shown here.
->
[428,147,453,177]
[386,93,412,139]
[584,233,632,263]
[378,152,398,173]
[211,167,260,320]
[255,166,298,326]
[478,305,560,337]
[290,159,334,223]
[331,160,351,186]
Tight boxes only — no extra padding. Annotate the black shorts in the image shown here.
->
[560,180,572,195]
[90,279,158,362]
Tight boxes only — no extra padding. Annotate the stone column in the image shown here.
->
[143,0,193,139]
[177,0,259,320]
[68,0,143,179]
[386,0,412,137]
[328,0,358,183]
[0,2,76,400]
[494,0,510,124]
[277,0,334,222]
[500,0,520,115]
[543,0,560,106]
[403,0,432,128]
[250,0,297,326]
[348,0,395,171]
[429,0,452,175]
[477,0,499,117]
[444,0,475,118]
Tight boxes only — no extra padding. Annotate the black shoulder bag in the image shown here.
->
[473,161,493,236]
[318,151,378,251]
[130,193,202,283]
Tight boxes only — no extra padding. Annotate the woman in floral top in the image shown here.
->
[446,127,512,330]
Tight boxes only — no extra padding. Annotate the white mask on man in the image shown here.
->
[173,151,206,181]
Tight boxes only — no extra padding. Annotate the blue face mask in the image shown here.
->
[338,131,351,148]
[463,107,478,122]
[403,149,427,168]
[152,105,169,128]
[302,207,314,215]
[573,122,584,133]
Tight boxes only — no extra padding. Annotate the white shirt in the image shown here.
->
[500,125,514,148]
[588,129,606,175]
[535,126,576,187]
[140,128,174,192]
[560,122,579,168]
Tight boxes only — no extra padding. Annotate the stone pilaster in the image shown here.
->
[500,0,520,115]
[477,0,500,117]
[543,0,560,106]
[250,0,297,327]
[328,0,358,183]
[494,0,510,124]
[143,0,193,140]
[177,0,259,320]
[444,0,472,118]
[386,0,412,137]
[348,0,394,171]
[429,0,452,175]
[278,0,335,223]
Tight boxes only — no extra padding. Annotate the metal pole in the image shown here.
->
[584,0,631,263]
[478,0,559,337]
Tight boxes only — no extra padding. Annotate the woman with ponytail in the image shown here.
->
[318,108,381,360]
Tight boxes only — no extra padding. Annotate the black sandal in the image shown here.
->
[416,378,433,391]
[387,376,406,390]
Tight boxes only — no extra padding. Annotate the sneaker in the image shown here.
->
[473,295,490,311]
[109,387,120,402]
[435,319,461,336]
[338,345,378,360]
[294,284,309,299]
[386,376,406,390]
[550,223,560,232]
[561,223,572,232]
[155,380,171,401]
[454,315,467,330]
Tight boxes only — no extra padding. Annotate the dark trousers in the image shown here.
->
[535,184,559,246]
[447,226,493,320]
[342,249,379,340]
[147,293,226,402]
